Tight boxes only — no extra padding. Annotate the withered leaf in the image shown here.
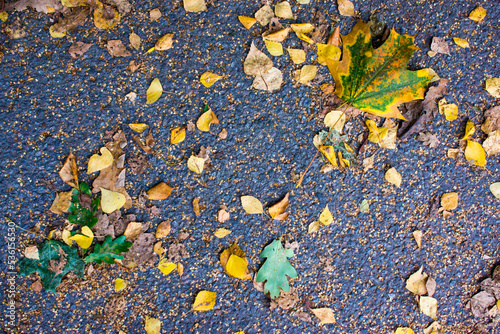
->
[68,42,92,58]
[59,152,78,188]
[268,193,290,221]
[107,40,131,57]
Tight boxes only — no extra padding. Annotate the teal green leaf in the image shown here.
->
[256,239,297,299]
[68,181,100,228]
[84,235,132,264]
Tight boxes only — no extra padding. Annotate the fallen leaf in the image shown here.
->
[200,71,222,87]
[62,229,73,247]
[100,188,126,214]
[465,140,486,166]
[241,195,263,214]
[406,267,428,295]
[155,221,171,238]
[319,205,333,226]
[308,221,320,233]
[69,226,94,249]
[217,209,230,223]
[294,65,317,86]
[483,130,500,156]
[107,40,131,57]
[317,43,341,65]
[264,40,283,56]
[419,296,438,320]
[154,33,174,51]
[385,167,402,187]
[337,0,354,17]
[170,126,186,144]
[255,4,274,26]
[287,48,306,64]
[363,155,375,172]
[192,291,216,311]
[187,155,205,174]
[124,222,143,239]
[129,123,149,133]
[5,19,27,39]
[6,0,62,13]
[68,41,92,58]
[430,37,450,55]
[486,78,500,98]
[490,183,500,199]
[192,198,201,217]
[417,132,440,148]
[129,32,141,50]
[94,2,120,30]
[183,0,206,12]
[147,182,173,200]
[274,1,294,19]
[460,120,475,140]
[197,108,219,131]
[413,230,423,248]
[296,32,314,44]
[144,316,161,334]
[438,98,458,121]
[24,246,39,260]
[48,7,89,38]
[114,278,127,292]
[0,12,8,23]
[214,228,231,238]
[424,322,443,334]
[440,192,458,211]
[158,259,177,276]
[218,128,228,139]
[359,199,369,213]
[453,37,469,48]
[290,23,314,33]
[252,67,283,91]
[146,78,162,104]
[469,6,486,22]
[447,148,459,159]
[395,328,414,334]
[238,16,257,30]
[272,287,299,310]
[88,147,114,174]
[311,308,336,324]
[49,191,72,214]
[269,193,290,221]
[244,42,273,77]
[149,8,161,21]
[426,277,437,297]
[324,110,346,133]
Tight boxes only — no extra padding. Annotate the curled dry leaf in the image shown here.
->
[69,226,94,249]
[423,322,442,334]
[170,126,186,144]
[59,152,78,188]
[254,4,274,26]
[308,221,320,233]
[263,28,290,43]
[238,16,257,30]
[187,155,205,174]
[241,195,263,214]
[183,0,206,12]
[197,108,219,131]
[217,209,230,223]
[406,266,428,296]
[49,191,72,214]
[218,128,228,139]
[311,308,336,324]
[192,290,216,311]
[430,37,450,55]
[146,78,162,104]
[155,34,174,51]
[155,220,171,238]
[483,131,500,156]
[269,193,290,221]
[385,167,402,187]
[88,147,114,174]
[419,296,438,320]
[192,198,200,216]
[147,182,173,200]
[426,277,437,297]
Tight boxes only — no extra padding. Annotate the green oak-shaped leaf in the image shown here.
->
[19,240,85,293]
[256,239,297,299]
[325,20,434,119]
[68,181,100,228]
[84,235,132,264]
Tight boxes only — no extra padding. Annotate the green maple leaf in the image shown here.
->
[256,239,297,299]
[68,181,100,228]
[326,20,434,119]
[19,240,85,293]
[84,235,132,264]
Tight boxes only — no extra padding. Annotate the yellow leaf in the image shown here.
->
[61,229,73,246]
[296,32,314,44]
[274,1,294,19]
[154,241,166,257]
[263,28,290,42]
[337,0,355,16]
[238,16,257,30]
[483,130,500,156]
[413,230,423,248]
[214,228,232,238]
[461,120,475,140]
[155,33,174,51]
[129,32,141,50]
[187,155,205,174]
[438,98,458,121]
[197,108,219,131]
[308,221,320,233]
[490,183,500,199]
[366,120,386,144]
[49,191,72,214]
[94,1,120,30]
[177,263,184,276]
[87,147,114,174]
[158,259,177,276]
[170,126,186,144]
[264,40,283,56]
[0,12,9,23]
[441,192,458,211]
[49,25,66,38]
[254,4,274,26]
[295,65,317,85]
[319,145,337,166]
[244,42,273,77]
[226,254,250,279]
[124,222,143,239]
[69,226,94,249]
[385,167,402,187]
[192,290,216,311]
[311,308,336,324]
[419,296,438,320]
[317,43,341,65]
[268,193,290,221]
[155,220,171,238]
[319,205,333,226]
[128,123,149,133]
[485,78,500,98]
[61,0,86,6]
[200,71,222,87]
[469,6,486,22]
[146,78,162,104]
[379,122,398,149]
[114,278,127,292]
[241,195,263,214]
[406,267,428,295]
[251,67,283,92]
[287,48,306,64]
[465,140,486,166]
[183,0,206,12]
[100,188,126,213]
[147,182,173,200]
[290,23,314,33]
[144,316,161,334]
[324,110,346,132]
[453,37,469,48]
[193,197,201,216]
[395,328,414,334]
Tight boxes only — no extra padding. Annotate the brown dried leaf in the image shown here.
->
[273,287,299,310]
[149,8,161,21]
[167,243,189,263]
[244,42,273,77]
[471,291,496,318]
[107,40,131,57]
[124,222,143,239]
[68,42,92,58]
[311,308,336,324]
[431,37,450,55]
[406,267,428,296]
[59,152,78,188]
[49,191,72,214]
[426,277,437,297]
[155,221,171,239]
[417,132,440,148]
[268,193,290,221]
[192,198,201,217]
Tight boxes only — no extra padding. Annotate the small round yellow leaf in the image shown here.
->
[187,155,205,174]
[385,167,402,188]
[324,110,346,133]
[395,328,414,334]
[453,37,469,48]
[441,192,458,211]
[214,228,232,238]
[114,278,127,292]
[241,196,263,214]
[264,40,283,56]
[144,316,161,334]
[226,254,250,279]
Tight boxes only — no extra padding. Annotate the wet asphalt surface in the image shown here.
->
[0,0,499,333]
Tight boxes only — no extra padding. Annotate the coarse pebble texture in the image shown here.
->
[0,0,499,333]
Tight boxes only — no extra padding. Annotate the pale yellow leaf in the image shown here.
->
[244,42,273,77]
[263,28,290,42]
[69,226,94,249]
[100,188,126,213]
[441,192,458,211]
[395,328,414,334]
[469,6,486,22]
[128,123,149,133]
[200,71,222,87]
[483,130,500,156]
[149,8,161,21]
[264,40,283,56]
[238,16,257,30]
[287,48,306,64]
[308,221,320,233]
[155,33,174,51]
[413,230,423,248]
[485,78,500,98]
[461,120,475,140]
[254,5,274,26]
[311,308,335,324]
[419,296,438,320]
[87,147,114,174]
[158,259,177,276]
[192,290,216,311]
[147,182,173,200]
[214,228,232,238]
[144,316,161,334]
[406,267,428,295]
[465,140,486,166]
[187,155,205,174]
[337,0,355,16]
[295,65,317,85]
[61,229,73,246]
[114,278,127,292]
[385,167,402,187]
[490,182,500,199]
[49,191,72,214]
[241,195,263,214]
[251,67,283,91]
[183,0,206,12]
[290,23,314,33]
[170,126,186,144]
[124,222,143,239]
[324,110,346,133]
[319,205,333,226]
[129,32,141,50]
[453,37,469,48]
[296,32,314,44]
[274,1,294,19]
[197,108,219,131]
[146,78,162,104]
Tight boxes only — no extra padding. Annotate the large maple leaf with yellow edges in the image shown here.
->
[325,21,434,119]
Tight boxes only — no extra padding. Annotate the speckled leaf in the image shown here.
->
[325,21,434,119]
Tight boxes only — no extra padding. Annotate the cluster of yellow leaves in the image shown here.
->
[366,119,398,149]
[220,243,251,280]
[438,98,458,121]
[308,205,333,233]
